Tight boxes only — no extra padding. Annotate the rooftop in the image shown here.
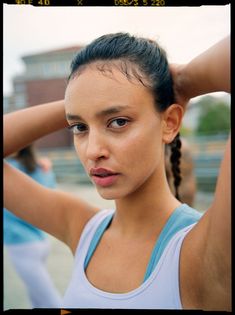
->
[22,45,83,60]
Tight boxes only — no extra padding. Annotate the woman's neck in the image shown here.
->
[112,166,181,239]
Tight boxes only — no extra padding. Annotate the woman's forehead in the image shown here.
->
[65,68,157,120]
[66,65,151,102]
[69,59,150,88]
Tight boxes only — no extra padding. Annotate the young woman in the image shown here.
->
[4,145,62,308]
[4,33,230,310]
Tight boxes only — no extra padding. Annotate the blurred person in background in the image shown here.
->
[3,145,62,308]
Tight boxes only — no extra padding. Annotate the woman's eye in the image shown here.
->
[109,118,129,129]
[69,123,88,134]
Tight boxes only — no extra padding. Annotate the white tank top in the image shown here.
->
[63,208,198,309]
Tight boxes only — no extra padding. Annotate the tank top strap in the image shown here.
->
[83,204,202,282]
[84,213,114,270]
[143,204,202,282]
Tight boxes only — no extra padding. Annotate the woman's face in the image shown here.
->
[65,64,166,200]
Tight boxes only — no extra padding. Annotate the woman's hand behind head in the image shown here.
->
[169,63,191,110]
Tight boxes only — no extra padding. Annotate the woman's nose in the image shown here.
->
[85,131,109,162]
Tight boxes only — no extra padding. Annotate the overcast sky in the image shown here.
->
[3,4,230,96]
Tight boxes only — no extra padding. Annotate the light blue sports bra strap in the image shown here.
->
[84,205,202,282]
[84,213,114,270]
[143,204,202,282]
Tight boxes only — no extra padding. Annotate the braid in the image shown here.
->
[169,133,182,201]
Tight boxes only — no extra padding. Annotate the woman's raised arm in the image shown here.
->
[171,36,230,108]
[172,36,231,310]
[4,100,67,157]
[4,100,98,253]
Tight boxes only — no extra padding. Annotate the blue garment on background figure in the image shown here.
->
[4,156,62,309]
[3,157,56,245]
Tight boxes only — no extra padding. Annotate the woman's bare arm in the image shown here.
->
[4,100,98,253]
[171,36,230,108]
[172,36,231,310]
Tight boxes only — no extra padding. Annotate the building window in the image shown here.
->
[14,82,25,93]
[41,61,70,78]
[14,93,26,109]
[3,97,10,113]
[26,63,41,78]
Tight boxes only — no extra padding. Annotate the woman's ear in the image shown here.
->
[162,104,184,144]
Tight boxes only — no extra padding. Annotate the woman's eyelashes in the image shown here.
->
[68,123,88,135]
[68,117,131,135]
[107,117,130,129]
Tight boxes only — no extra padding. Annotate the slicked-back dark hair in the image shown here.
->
[68,32,182,200]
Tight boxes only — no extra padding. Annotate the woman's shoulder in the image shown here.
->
[72,208,115,256]
[80,208,115,237]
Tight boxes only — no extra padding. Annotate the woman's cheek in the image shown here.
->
[73,138,86,163]
[122,127,160,157]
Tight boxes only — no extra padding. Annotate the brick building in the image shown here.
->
[6,45,84,149]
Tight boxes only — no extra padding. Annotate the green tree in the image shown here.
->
[196,96,230,135]
[180,125,193,137]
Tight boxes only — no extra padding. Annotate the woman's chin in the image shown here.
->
[95,186,126,201]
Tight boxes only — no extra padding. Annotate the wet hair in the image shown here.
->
[15,145,37,174]
[165,133,182,200]
[68,32,182,200]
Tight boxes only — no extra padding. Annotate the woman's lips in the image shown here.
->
[92,174,120,187]
[89,168,120,187]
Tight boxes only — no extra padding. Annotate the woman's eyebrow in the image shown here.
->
[66,113,82,121]
[96,105,132,118]
[66,105,131,121]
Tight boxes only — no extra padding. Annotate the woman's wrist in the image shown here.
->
[171,64,192,108]
[173,62,212,104]
[175,36,230,101]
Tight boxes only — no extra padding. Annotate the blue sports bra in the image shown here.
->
[84,203,202,283]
